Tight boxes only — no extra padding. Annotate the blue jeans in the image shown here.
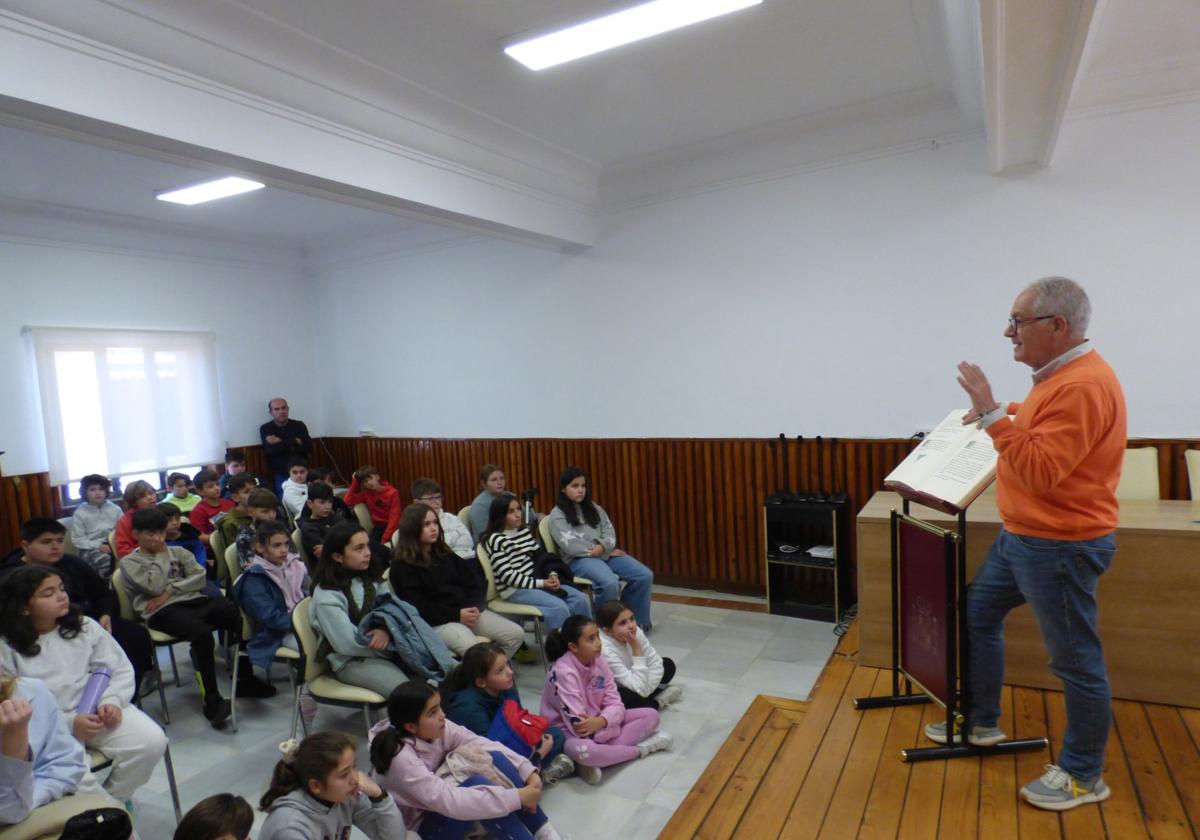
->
[504,585,591,631]
[419,751,547,840]
[568,553,654,626]
[967,528,1115,781]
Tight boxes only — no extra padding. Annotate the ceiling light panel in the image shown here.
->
[156,176,265,206]
[505,0,763,71]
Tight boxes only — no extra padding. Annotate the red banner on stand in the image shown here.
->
[897,515,957,706]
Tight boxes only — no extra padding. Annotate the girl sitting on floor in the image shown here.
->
[0,565,166,807]
[481,494,590,633]
[259,731,408,840]
[597,600,682,711]
[540,615,672,785]
[370,680,565,840]
[440,642,575,784]
[310,522,408,697]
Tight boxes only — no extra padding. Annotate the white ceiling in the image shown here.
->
[231,0,958,168]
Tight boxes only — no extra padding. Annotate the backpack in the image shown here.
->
[486,697,550,757]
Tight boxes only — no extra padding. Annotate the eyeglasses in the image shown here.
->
[417,495,443,503]
[1007,314,1055,332]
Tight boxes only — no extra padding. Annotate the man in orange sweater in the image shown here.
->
[926,277,1125,812]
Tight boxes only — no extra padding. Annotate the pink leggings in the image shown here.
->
[563,707,660,768]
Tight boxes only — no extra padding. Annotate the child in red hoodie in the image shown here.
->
[344,466,402,544]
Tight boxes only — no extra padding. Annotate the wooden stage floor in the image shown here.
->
[660,622,1200,839]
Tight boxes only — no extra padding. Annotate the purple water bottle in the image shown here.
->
[77,667,112,715]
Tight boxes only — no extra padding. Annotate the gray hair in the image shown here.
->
[1026,276,1091,336]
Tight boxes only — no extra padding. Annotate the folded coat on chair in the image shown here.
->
[354,592,457,683]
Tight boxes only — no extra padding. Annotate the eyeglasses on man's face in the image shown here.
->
[1007,314,1055,332]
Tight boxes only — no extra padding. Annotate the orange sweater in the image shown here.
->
[987,351,1126,541]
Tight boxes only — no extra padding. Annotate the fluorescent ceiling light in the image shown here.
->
[155,176,265,206]
[505,0,762,71]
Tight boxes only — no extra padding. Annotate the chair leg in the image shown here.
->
[168,646,181,687]
[362,705,374,739]
[162,742,183,823]
[533,619,548,673]
[152,653,171,725]
[229,650,240,733]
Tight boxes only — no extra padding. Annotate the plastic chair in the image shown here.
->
[475,543,549,671]
[58,518,76,557]
[1115,447,1160,500]
[87,743,182,823]
[536,516,595,607]
[209,527,228,575]
[111,568,180,723]
[457,506,472,530]
[352,503,373,533]
[1186,450,1200,501]
[292,526,312,568]
[289,597,386,739]
[106,529,119,559]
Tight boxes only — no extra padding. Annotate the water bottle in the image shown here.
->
[77,667,112,715]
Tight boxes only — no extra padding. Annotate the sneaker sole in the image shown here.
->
[1020,785,1110,811]
[923,727,1007,747]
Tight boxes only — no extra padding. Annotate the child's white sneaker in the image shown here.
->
[540,754,575,785]
[576,764,602,785]
[656,684,683,709]
[637,730,674,758]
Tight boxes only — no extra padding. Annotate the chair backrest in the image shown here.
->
[107,529,119,559]
[1115,446,1160,500]
[537,516,558,556]
[1187,450,1200,501]
[476,544,500,602]
[457,506,472,530]
[352,503,373,532]
[210,527,227,567]
[110,568,137,623]
[225,544,242,585]
[59,518,77,557]
[292,526,311,567]
[291,597,330,683]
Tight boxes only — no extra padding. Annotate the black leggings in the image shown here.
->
[149,596,240,702]
[617,657,676,710]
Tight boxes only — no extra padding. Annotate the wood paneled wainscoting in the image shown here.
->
[3,436,1197,588]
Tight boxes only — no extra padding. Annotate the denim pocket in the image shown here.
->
[1010,532,1063,552]
[1072,543,1115,579]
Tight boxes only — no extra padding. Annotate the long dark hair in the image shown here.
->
[438,642,505,698]
[392,503,451,570]
[173,793,253,840]
[596,599,633,630]
[556,466,601,528]
[544,614,596,662]
[480,492,521,546]
[369,681,438,774]
[312,521,385,589]
[0,565,83,656]
[260,731,357,810]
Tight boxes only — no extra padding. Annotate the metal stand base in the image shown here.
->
[853,694,931,711]
[901,738,1049,763]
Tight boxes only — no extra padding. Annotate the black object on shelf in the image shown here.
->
[763,496,851,623]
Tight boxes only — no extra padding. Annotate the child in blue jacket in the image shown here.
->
[232,520,307,673]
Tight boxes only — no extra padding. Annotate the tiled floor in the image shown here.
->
[127,596,838,839]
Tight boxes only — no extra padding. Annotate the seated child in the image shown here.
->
[231,521,307,678]
[597,600,681,711]
[481,494,591,632]
[344,466,401,544]
[469,464,507,543]
[441,643,574,784]
[188,469,236,547]
[310,523,408,697]
[229,488,281,571]
[0,670,89,825]
[0,518,152,700]
[120,507,270,728]
[215,474,259,557]
[164,472,202,515]
[305,466,355,520]
[297,481,351,565]
[539,615,672,785]
[259,732,408,840]
[410,478,474,560]
[370,681,565,840]
[161,505,223,599]
[280,458,309,521]
[173,793,253,840]
[218,451,248,499]
[0,565,167,804]
[113,479,159,558]
[69,474,121,578]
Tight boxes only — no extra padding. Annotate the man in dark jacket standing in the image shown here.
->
[259,397,312,494]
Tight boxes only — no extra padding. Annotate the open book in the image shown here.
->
[884,409,998,513]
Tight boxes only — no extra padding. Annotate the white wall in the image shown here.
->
[311,101,1200,440]
[0,238,317,476]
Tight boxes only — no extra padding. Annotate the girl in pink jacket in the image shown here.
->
[369,681,566,840]
[539,615,673,785]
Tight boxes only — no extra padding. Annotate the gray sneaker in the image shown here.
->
[636,730,674,758]
[923,721,1007,746]
[655,684,683,709]
[576,764,602,785]
[540,753,575,785]
[1020,764,1110,811]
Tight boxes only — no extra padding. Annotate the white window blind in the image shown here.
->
[26,327,224,485]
